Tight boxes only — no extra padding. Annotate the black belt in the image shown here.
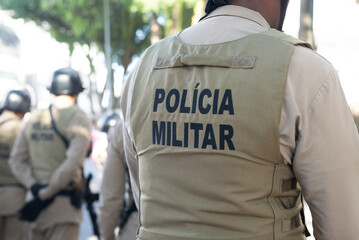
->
[56,189,82,209]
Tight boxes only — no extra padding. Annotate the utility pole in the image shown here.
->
[104,0,113,110]
[299,0,316,49]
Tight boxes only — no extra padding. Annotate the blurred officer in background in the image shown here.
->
[120,0,359,239]
[0,89,31,240]
[99,113,120,134]
[9,67,91,240]
[91,113,121,168]
[99,114,139,240]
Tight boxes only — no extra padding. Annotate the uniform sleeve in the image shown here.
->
[120,57,144,207]
[39,112,91,199]
[9,127,37,189]
[293,67,359,239]
[98,121,126,240]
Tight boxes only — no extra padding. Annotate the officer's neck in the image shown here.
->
[230,0,281,29]
[53,95,77,108]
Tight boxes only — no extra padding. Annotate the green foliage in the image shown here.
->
[0,0,201,70]
[0,0,201,112]
[133,0,197,37]
[0,0,151,70]
[109,1,151,68]
[133,0,197,13]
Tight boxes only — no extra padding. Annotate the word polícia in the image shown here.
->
[152,84,235,151]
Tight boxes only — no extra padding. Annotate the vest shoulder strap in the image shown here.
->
[0,118,15,126]
[260,29,313,50]
[49,105,69,148]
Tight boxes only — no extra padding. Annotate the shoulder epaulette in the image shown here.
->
[260,29,313,50]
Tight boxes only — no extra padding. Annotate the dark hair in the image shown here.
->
[201,0,230,21]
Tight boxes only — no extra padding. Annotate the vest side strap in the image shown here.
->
[281,214,302,232]
[280,178,297,193]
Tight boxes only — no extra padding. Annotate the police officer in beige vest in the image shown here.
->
[99,116,139,240]
[120,0,359,239]
[9,67,91,240]
[0,89,31,240]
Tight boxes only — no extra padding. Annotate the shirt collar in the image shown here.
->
[202,5,270,29]
[0,110,19,121]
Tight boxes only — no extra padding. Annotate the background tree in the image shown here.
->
[192,0,206,24]
[0,0,151,115]
[299,0,316,49]
[0,0,205,114]
[132,0,198,43]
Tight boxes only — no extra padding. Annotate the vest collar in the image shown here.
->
[0,110,19,122]
[201,5,270,29]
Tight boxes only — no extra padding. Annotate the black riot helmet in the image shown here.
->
[2,89,31,114]
[48,67,85,96]
[98,113,120,133]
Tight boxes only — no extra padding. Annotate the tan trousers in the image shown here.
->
[0,214,27,240]
[31,223,78,240]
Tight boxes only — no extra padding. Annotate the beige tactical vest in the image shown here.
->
[0,113,23,185]
[25,105,81,182]
[130,29,311,240]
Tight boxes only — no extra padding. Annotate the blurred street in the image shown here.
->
[79,158,102,240]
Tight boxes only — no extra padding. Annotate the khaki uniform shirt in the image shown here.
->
[9,97,91,230]
[0,111,26,216]
[99,120,139,240]
[120,6,359,240]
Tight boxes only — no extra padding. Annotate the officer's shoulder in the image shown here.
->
[269,29,332,69]
[144,35,178,53]
[291,44,333,81]
[0,112,23,130]
[29,107,47,118]
[59,105,90,126]
[264,29,334,77]
[288,39,336,104]
[73,108,92,127]
[72,107,89,120]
